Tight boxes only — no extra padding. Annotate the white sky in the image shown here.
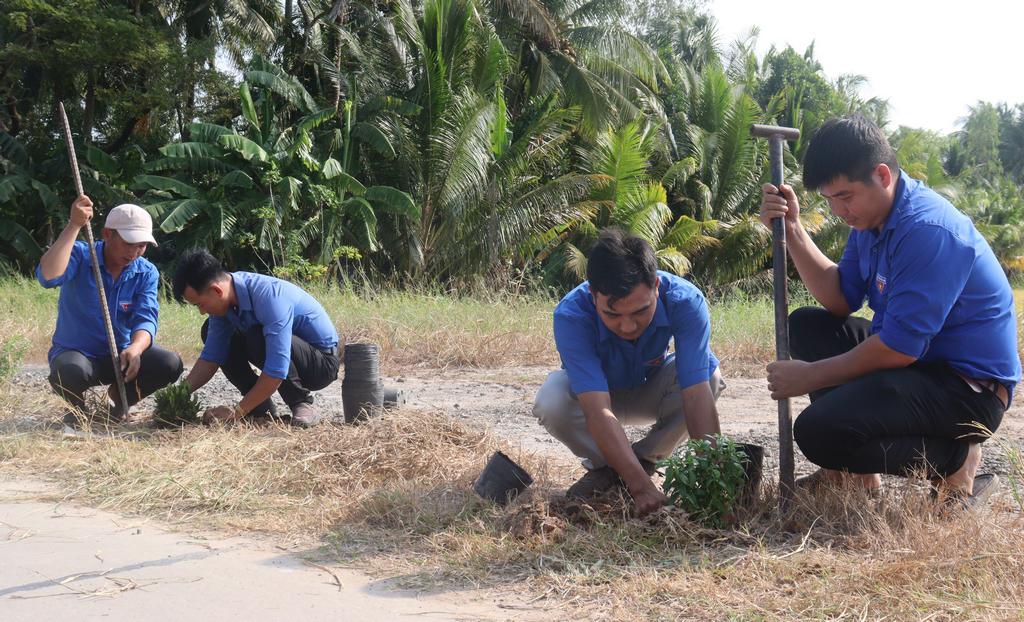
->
[707,0,1024,134]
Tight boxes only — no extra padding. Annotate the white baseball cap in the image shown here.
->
[104,204,158,246]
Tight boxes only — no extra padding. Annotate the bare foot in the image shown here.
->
[936,443,981,497]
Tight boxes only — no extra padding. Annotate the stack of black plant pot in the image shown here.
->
[342,343,384,423]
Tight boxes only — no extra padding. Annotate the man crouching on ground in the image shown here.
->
[173,250,340,428]
[39,195,183,429]
[533,229,726,516]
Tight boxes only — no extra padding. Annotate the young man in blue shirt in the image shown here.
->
[173,250,340,428]
[533,229,725,516]
[759,115,1020,504]
[38,195,183,428]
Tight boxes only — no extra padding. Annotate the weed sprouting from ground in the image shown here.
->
[152,382,202,428]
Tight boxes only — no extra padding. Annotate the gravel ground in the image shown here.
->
[6,363,1023,487]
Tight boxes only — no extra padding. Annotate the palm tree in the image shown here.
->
[156,0,281,138]
[489,0,669,133]
[539,119,719,283]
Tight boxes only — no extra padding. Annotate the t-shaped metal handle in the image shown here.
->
[750,124,800,188]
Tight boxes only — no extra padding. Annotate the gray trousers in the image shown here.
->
[532,356,725,469]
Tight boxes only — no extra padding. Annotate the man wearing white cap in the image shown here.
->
[37,194,183,428]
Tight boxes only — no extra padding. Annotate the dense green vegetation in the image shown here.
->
[2,0,1023,292]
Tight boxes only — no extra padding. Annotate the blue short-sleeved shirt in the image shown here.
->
[36,241,161,363]
[837,171,1021,393]
[199,272,339,379]
[554,271,720,394]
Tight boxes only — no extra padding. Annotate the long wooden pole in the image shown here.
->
[58,102,131,421]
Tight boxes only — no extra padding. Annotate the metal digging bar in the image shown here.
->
[58,102,131,421]
[750,123,800,508]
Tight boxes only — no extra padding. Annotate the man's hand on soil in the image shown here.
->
[629,481,669,517]
[202,405,238,425]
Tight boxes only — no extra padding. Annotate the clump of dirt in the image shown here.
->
[503,495,633,539]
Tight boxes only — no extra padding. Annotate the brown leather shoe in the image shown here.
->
[567,456,658,500]
[567,466,623,499]
[289,402,321,428]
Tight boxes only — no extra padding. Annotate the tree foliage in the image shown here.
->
[1,0,1022,288]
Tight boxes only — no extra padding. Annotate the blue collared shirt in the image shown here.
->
[36,241,160,363]
[199,272,339,379]
[837,171,1021,393]
[554,271,720,394]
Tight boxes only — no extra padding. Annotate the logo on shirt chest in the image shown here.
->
[875,274,887,295]
[120,301,132,312]
[644,354,665,367]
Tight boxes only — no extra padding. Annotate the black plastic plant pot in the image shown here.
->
[343,342,384,423]
[737,442,765,498]
[473,451,534,505]
[342,380,384,423]
[383,387,406,408]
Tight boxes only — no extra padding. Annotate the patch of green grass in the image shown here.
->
[8,277,1012,378]
[0,334,29,384]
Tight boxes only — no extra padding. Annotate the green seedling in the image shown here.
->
[153,381,202,428]
[659,436,748,529]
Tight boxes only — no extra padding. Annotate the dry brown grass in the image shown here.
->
[2,383,1023,620]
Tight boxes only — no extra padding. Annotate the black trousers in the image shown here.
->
[48,346,184,413]
[789,307,1006,478]
[200,320,340,408]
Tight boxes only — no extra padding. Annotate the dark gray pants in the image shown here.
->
[48,346,184,413]
[200,320,340,407]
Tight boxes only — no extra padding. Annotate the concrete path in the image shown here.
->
[0,479,538,622]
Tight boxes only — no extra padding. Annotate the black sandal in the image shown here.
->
[931,473,999,509]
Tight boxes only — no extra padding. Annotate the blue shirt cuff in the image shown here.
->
[879,321,929,359]
[677,366,711,390]
[132,323,157,342]
[568,377,609,395]
[35,264,63,288]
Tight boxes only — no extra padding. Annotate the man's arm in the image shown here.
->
[760,183,851,316]
[39,195,92,281]
[680,381,720,443]
[237,373,283,415]
[185,359,220,393]
[119,330,152,382]
[121,268,160,382]
[767,334,916,399]
[577,392,668,516]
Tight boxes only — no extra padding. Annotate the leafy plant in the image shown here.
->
[659,435,748,528]
[153,382,202,428]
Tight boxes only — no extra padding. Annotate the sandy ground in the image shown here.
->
[0,478,546,622]
[2,363,1023,621]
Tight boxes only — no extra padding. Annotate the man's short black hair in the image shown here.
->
[586,228,658,305]
[803,114,899,189]
[172,249,229,302]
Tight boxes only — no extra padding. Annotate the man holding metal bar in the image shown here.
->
[38,194,184,429]
[759,114,1020,506]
